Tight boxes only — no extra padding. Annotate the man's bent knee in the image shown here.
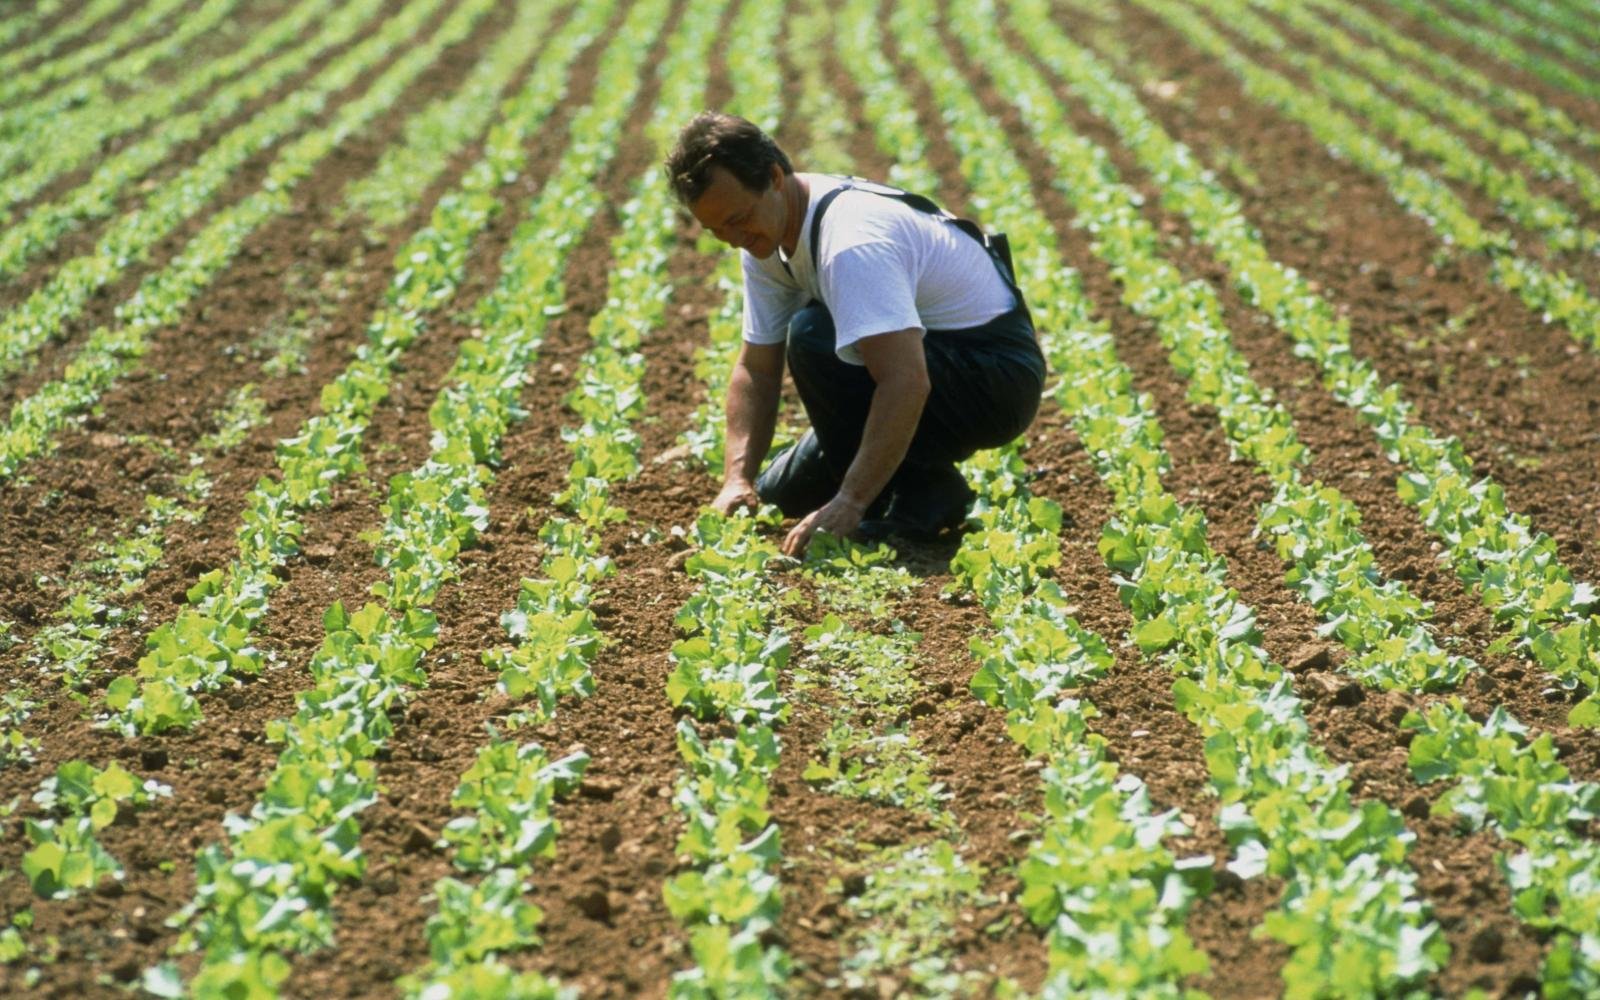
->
[785,302,835,358]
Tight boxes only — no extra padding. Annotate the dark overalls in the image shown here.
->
[754,179,1047,524]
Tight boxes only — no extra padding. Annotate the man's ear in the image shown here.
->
[770,161,785,191]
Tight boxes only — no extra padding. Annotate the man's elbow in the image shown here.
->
[881,367,931,403]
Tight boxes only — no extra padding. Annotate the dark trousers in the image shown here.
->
[755,301,1046,516]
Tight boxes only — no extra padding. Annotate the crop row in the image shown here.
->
[789,8,999,983]
[1245,0,1600,214]
[1132,0,1600,360]
[667,510,792,995]
[0,0,122,83]
[1432,0,1600,83]
[96,0,609,736]
[1484,0,1600,48]
[1302,0,1600,154]
[656,1,798,991]
[341,0,556,235]
[906,0,1452,991]
[30,465,214,692]
[0,0,238,152]
[147,0,659,990]
[0,0,191,110]
[0,0,362,227]
[1049,0,1600,724]
[998,0,1479,698]
[0,1,67,62]
[1385,0,1600,103]
[0,0,435,372]
[1201,0,1600,255]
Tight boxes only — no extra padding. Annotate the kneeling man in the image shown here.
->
[666,112,1046,556]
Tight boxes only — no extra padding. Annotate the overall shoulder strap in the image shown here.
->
[806,177,1026,307]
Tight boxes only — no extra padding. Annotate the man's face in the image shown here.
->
[689,164,786,259]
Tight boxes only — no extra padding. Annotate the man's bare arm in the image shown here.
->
[782,328,928,555]
[713,339,785,513]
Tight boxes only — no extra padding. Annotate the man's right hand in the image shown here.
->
[712,478,761,515]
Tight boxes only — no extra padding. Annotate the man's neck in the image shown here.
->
[779,173,809,258]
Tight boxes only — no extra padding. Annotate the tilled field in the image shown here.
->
[3,0,1600,996]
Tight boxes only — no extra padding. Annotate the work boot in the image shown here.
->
[859,464,975,543]
[757,432,891,519]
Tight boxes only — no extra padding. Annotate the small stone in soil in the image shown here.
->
[571,889,610,921]
[404,823,439,853]
[1468,927,1504,963]
[1289,643,1331,672]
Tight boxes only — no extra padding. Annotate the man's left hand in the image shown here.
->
[781,493,867,557]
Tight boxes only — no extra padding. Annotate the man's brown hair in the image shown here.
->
[665,111,793,205]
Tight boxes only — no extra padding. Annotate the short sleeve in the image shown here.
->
[819,241,923,364]
[741,253,808,346]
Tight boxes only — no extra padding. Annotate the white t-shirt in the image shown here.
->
[741,173,1017,365]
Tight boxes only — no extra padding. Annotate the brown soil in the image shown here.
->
[3,0,1600,997]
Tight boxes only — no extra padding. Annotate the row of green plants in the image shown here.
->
[1245,0,1600,214]
[84,0,607,736]
[1199,0,1600,254]
[147,3,657,991]
[1384,0,1600,102]
[866,3,1216,991]
[401,1,736,988]
[31,465,214,692]
[0,1,67,62]
[0,0,352,220]
[1132,0,1600,358]
[0,0,190,110]
[1403,700,1600,996]
[0,0,237,154]
[400,739,588,999]
[1481,0,1600,48]
[959,452,1211,998]
[660,2,796,992]
[666,511,792,996]
[1058,0,1600,723]
[793,554,989,994]
[776,8,995,990]
[0,0,121,83]
[340,0,555,235]
[1431,0,1600,81]
[904,0,1451,992]
[987,0,1478,696]
[0,0,479,484]
[1002,5,1600,989]
[0,0,425,358]
[19,760,169,901]
[1301,0,1600,154]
